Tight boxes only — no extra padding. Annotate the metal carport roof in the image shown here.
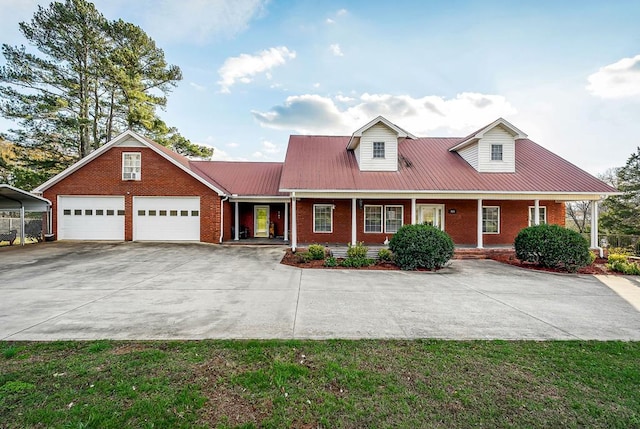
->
[0,184,52,245]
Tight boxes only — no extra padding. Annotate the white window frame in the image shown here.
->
[122,152,141,181]
[313,204,333,233]
[490,144,503,161]
[364,205,383,233]
[372,141,385,159]
[385,205,404,233]
[482,206,500,234]
[528,206,547,226]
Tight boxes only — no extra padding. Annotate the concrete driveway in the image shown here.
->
[1,242,639,341]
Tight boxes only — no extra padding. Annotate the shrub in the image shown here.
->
[635,241,640,257]
[388,224,454,270]
[607,254,640,275]
[377,248,393,262]
[296,251,313,263]
[347,242,369,259]
[514,224,591,272]
[324,256,338,267]
[340,256,375,268]
[308,244,326,260]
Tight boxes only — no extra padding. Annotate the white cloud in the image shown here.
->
[252,92,517,135]
[326,18,335,24]
[335,95,355,103]
[329,43,344,57]
[313,82,321,88]
[189,82,207,91]
[262,140,280,154]
[336,8,348,16]
[217,46,296,93]
[587,54,640,99]
[226,142,240,148]
[142,0,267,44]
[210,146,249,161]
[252,151,265,158]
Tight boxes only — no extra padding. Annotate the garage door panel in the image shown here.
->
[133,197,200,241]
[58,196,124,240]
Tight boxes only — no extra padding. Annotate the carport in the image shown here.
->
[0,184,51,246]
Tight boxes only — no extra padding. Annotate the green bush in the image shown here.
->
[296,252,313,263]
[308,244,326,260]
[377,248,393,262]
[388,224,454,270]
[347,242,369,259]
[514,224,591,272]
[635,241,640,257]
[324,256,338,267]
[340,256,375,268]
[607,254,640,275]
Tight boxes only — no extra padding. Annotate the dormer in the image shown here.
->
[346,116,416,171]
[449,118,527,173]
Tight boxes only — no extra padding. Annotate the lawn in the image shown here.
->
[1,340,638,428]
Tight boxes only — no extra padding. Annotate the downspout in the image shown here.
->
[219,195,229,243]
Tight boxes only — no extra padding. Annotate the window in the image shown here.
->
[159,210,167,216]
[148,210,156,216]
[482,206,500,234]
[170,210,178,216]
[138,210,145,216]
[191,210,199,217]
[385,206,403,233]
[74,209,82,215]
[63,209,71,215]
[96,209,104,215]
[491,144,503,161]
[122,152,141,180]
[528,206,547,226]
[364,205,383,233]
[313,204,333,233]
[373,142,385,158]
[117,210,125,216]
[106,210,114,216]
[85,209,92,215]
[181,210,188,216]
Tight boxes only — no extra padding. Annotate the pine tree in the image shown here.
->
[600,147,640,235]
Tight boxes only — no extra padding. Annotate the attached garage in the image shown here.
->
[133,196,200,241]
[58,196,125,240]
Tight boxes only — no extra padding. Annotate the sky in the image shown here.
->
[1,0,639,175]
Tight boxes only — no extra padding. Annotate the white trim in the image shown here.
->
[291,194,297,250]
[313,203,333,233]
[284,202,289,242]
[229,196,290,203]
[482,206,500,234]
[34,130,226,196]
[416,204,445,230]
[449,118,528,152]
[278,189,619,200]
[234,201,239,241]
[122,152,141,181]
[254,205,270,238]
[347,115,417,149]
[384,205,404,233]
[363,204,383,233]
[477,199,483,249]
[351,198,357,244]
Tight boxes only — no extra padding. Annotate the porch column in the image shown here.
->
[234,201,239,241]
[591,199,599,249]
[534,199,540,225]
[477,199,483,249]
[20,204,25,246]
[351,198,357,244]
[284,202,289,242]
[411,198,416,224]
[291,193,297,251]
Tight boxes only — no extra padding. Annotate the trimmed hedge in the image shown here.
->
[514,224,591,272]
[389,224,454,270]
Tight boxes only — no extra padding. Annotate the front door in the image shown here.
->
[254,205,269,238]
[417,204,444,230]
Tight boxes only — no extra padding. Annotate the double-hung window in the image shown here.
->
[482,206,500,234]
[122,152,141,180]
[313,204,333,233]
[528,206,547,226]
[491,144,503,161]
[373,142,385,158]
[364,205,383,233]
[385,206,403,233]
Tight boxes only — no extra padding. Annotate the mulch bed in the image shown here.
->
[281,248,613,274]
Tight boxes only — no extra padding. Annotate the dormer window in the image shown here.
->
[373,142,385,158]
[491,144,503,161]
[122,152,141,180]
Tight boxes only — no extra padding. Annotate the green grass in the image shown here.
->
[0,340,638,428]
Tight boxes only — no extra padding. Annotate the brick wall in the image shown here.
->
[43,146,222,243]
[295,198,565,246]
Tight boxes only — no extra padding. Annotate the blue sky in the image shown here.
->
[1,0,639,175]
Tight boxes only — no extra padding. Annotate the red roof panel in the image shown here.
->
[190,161,286,196]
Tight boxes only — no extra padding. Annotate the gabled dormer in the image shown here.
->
[346,116,416,171]
[449,118,527,173]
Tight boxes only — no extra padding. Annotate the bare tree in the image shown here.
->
[566,201,591,233]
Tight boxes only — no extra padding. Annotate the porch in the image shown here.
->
[228,199,290,242]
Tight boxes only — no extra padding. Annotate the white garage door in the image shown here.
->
[58,196,125,240]
[133,197,200,241]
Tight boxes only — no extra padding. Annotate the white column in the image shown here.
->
[20,205,25,246]
[477,199,483,249]
[534,199,540,226]
[284,202,289,242]
[291,193,297,251]
[351,198,357,244]
[591,199,599,249]
[411,198,416,224]
[234,201,239,240]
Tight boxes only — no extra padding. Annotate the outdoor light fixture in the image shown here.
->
[358,199,363,209]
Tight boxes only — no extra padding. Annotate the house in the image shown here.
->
[34,116,617,250]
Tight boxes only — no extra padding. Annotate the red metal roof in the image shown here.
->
[279,135,617,194]
[190,161,286,196]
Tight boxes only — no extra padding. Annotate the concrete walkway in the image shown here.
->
[1,242,639,341]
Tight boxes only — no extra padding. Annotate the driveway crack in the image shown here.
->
[291,269,303,339]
